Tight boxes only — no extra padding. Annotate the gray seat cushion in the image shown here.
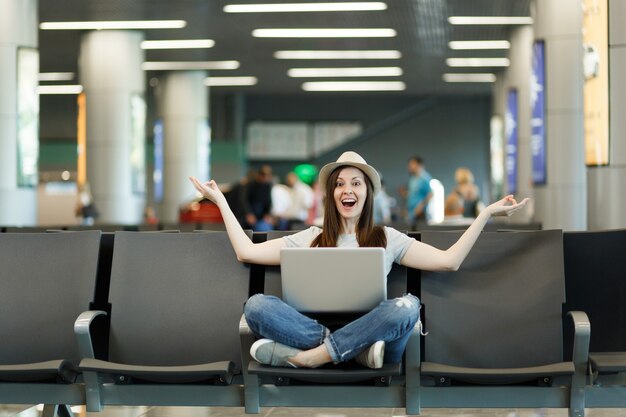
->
[80,358,235,384]
[0,360,75,383]
[589,352,626,373]
[248,361,401,383]
[421,361,574,384]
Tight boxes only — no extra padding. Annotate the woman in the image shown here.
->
[189,151,528,369]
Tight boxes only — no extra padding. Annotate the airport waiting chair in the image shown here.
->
[77,231,250,411]
[0,231,102,417]
[563,229,626,408]
[417,230,590,417]
[240,230,422,414]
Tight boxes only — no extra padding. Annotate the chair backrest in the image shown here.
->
[563,229,626,354]
[420,230,565,368]
[0,231,101,364]
[107,231,249,368]
[261,230,408,299]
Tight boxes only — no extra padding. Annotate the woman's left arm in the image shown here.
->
[400,195,529,271]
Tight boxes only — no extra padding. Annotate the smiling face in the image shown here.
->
[333,167,368,221]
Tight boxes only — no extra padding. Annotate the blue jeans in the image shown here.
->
[244,293,421,364]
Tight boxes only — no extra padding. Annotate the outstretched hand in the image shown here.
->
[189,176,226,206]
[486,195,530,217]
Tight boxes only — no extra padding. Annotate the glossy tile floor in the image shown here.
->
[2,405,626,417]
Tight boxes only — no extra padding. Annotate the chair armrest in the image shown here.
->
[405,321,422,373]
[74,310,107,359]
[239,313,253,336]
[567,311,591,376]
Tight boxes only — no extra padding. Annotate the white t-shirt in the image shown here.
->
[283,226,414,276]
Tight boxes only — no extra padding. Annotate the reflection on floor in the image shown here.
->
[2,405,626,417]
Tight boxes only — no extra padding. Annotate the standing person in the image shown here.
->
[224,169,256,229]
[373,179,393,225]
[450,167,484,218]
[189,151,528,369]
[285,172,314,229]
[246,165,274,231]
[75,183,98,225]
[405,156,432,225]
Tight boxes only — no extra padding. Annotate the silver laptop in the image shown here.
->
[280,247,387,313]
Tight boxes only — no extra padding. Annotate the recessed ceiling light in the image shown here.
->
[38,72,75,81]
[204,76,258,86]
[442,73,496,82]
[446,58,510,67]
[448,41,510,50]
[274,50,402,59]
[141,61,240,71]
[302,81,406,91]
[448,16,533,25]
[141,39,215,49]
[224,2,387,13]
[288,67,403,77]
[37,85,83,95]
[40,20,187,30]
[252,28,396,38]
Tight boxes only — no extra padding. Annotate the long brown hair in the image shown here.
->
[311,166,387,248]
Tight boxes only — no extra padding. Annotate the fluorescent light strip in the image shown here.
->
[448,40,510,50]
[37,85,83,95]
[442,73,496,83]
[302,81,406,91]
[288,67,402,77]
[446,58,510,67]
[448,16,533,25]
[39,20,186,30]
[141,39,215,49]
[253,28,396,38]
[274,50,402,59]
[38,72,75,81]
[224,2,386,13]
[204,76,258,86]
[142,61,240,71]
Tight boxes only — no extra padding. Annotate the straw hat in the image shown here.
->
[318,151,381,195]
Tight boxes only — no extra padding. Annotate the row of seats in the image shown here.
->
[0,220,541,234]
[0,229,624,417]
[0,223,227,233]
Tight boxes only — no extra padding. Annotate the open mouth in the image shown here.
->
[341,198,357,208]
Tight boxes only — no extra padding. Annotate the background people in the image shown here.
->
[448,167,484,218]
[285,172,314,229]
[405,156,432,226]
[246,165,274,231]
[74,183,98,225]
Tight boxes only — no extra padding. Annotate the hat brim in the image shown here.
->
[318,161,381,196]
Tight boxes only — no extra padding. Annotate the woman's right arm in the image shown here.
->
[189,176,284,265]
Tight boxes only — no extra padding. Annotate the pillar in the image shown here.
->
[0,0,38,226]
[587,0,626,229]
[79,31,146,224]
[504,25,535,221]
[532,0,587,230]
[158,71,210,223]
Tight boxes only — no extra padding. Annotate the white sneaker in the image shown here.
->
[355,341,385,369]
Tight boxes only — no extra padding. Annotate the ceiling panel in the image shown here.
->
[38,0,530,95]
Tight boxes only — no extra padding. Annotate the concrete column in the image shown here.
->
[0,0,38,225]
[587,0,626,229]
[79,31,146,224]
[491,76,506,202]
[532,0,587,230]
[505,25,535,221]
[158,71,209,223]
